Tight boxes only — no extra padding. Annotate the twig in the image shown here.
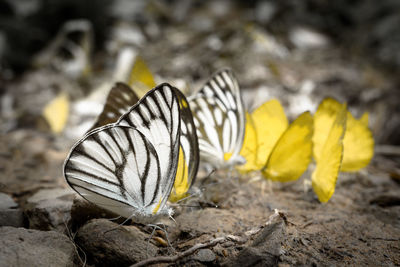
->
[131,237,225,267]
[131,209,282,267]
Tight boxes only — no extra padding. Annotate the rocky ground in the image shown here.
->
[1,0,400,266]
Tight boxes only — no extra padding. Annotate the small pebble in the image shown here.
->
[193,249,216,262]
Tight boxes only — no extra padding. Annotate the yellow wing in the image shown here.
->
[42,92,69,134]
[237,112,259,173]
[359,112,369,127]
[312,104,347,203]
[169,89,199,203]
[313,98,374,172]
[169,146,190,202]
[262,111,313,182]
[128,55,156,97]
[238,99,288,173]
[341,112,374,172]
[312,98,342,162]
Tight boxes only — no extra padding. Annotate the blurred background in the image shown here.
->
[0,0,399,145]
[1,2,400,264]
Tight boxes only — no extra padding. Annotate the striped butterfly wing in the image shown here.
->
[117,83,181,209]
[169,89,200,202]
[90,82,139,131]
[64,125,165,221]
[64,84,182,222]
[189,69,245,167]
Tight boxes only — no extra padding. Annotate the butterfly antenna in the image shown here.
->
[199,169,216,188]
[175,193,195,204]
[173,187,204,204]
[171,203,201,208]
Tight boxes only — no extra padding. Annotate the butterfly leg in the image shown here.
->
[146,224,174,252]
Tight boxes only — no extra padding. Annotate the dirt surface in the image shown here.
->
[1,129,399,266]
[1,1,400,266]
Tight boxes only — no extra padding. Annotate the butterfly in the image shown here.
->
[90,82,140,131]
[311,97,374,202]
[188,69,246,168]
[238,99,313,182]
[92,81,199,202]
[64,83,199,223]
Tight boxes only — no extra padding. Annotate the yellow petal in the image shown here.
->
[128,55,156,97]
[42,92,69,134]
[312,104,347,203]
[262,111,313,182]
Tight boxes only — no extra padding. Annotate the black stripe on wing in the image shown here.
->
[64,125,164,218]
[189,96,224,158]
[90,83,140,131]
[189,69,245,164]
[117,83,181,209]
[173,88,199,192]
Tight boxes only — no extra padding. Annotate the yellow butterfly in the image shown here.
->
[312,100,347,202]
[311,97,374,202]
[238,99,313,182]
[239,99,288,173]
[312,98,374,172]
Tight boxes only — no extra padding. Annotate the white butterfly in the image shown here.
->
[64,83,198,223]
[188,69,246,168]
